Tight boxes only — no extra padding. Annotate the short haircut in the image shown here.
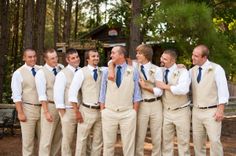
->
[136,44,153,61]
[65,48,78,58]
[163,49,177,60]
[115,46,128,58]
[85,49,98,61]
[196,44,209,58]
[43,48,56,58]
[23,48,36,56]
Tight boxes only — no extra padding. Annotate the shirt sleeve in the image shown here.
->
[68,69,84,103]
[35,70,47,101]
[215,65,229,104]
[11,71,23,102]
[99,69,108,104]
[54,72,66,109]
[153,67,163,97]
[170,69,191,95]
[133,68,142,103]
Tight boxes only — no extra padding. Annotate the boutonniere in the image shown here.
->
[97,67,102,73]
[149,68,155,76]
[173,70,180,77]
[208,66,213,73]
[126,68,132,75]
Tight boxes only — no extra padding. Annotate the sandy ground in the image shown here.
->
[0,116,236,156]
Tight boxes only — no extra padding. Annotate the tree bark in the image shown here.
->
[0,0,10,102]
[63,0,72,43]
[35,0,47,53]
[74,0,79,40]
[54,0,60,48]
[23,0,34,49]
[129,0,141,59]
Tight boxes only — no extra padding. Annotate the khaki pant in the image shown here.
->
[135,101,163,156]
[192,107,223,156]
[20,104,41,156]
[60,109,77,156]
[75,105,102,156]
[162,106,191,156]
[39,104,62,156]
[102,108,136,156]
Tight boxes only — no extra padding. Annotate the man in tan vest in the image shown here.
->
[157,49,191,156]
[190,44,229,156]
[99,46,142,156]
[135,44,163,156]
[69,49,103,156]
[11,48,41,156]
[54,48,80,156]
[35,48,62,156]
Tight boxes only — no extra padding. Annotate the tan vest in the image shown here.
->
[139,64,158,99]
[42,66,56,101]
[19,65,41,104]
[162,68,189,110]
[61,67,74,106]
[105,66,134,111]
[191,63,218,107]
[80,66,101,104]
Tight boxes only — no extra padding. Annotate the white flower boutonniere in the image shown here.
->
[97,67,102,73]
[149,68,155,76]
[126,68,132,75]
[173,70,180,78]
[208,66,213,73]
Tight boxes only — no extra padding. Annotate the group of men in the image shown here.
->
[11,44,229,156]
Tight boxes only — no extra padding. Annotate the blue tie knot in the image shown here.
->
[53,68,57,76]
[93,69,98,81]
[31,68,36,76]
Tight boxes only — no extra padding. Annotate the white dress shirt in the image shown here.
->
[11,64,40,103]
[35,64,62,101]
[54,65,79,109]
[189,60,229,104]
[164,63,191,95]
[134,62,163,97]
[69,65,105,106]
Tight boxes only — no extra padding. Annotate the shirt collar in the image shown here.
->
[115,62,127,69]
[141,62,151,69]
[166,63,177,73]
[67,64,78,72]
[87,64,98,71]
[199,59,210,70]
[45,63,55,71]
[24,63,35,71]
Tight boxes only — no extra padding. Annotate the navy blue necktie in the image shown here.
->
[141,65,147,80]
[197,67,202,83]
[116,66,122,87]
[93,69,98,81]
[75,68,78,72]
[164,69,169,84]
[53,68,57,76]
[31,68,36,76]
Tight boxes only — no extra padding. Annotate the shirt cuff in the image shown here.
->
[218,98,229,105]
[153,88,162,97]
[56,105,66,109]
[68,97,78,103]
[13,99,22,103]
[39,96,47,102]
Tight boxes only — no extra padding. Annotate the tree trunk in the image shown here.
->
[129,0,141,59]
[63,0,72,43]
[54,0,60,48]
[35,0,47,53]
[74,0,79,40]
[0,0,10,102]
[23,0,34,49]
[20,0,25,53]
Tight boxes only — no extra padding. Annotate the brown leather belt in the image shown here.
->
[82,103,100,110]
[140,97,161,103]
[48,100,55,104]
[198,105,217,109]
[24,102,42,106]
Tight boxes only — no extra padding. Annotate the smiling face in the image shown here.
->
[110,46,125,64]
[87,51,100,67]
[67,52,80,68]
[44,50,58,67]
[192,46,207,66]
[23,49,37,67]
[160,53,175,68]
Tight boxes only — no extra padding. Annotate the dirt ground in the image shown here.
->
[0,116,236,156]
